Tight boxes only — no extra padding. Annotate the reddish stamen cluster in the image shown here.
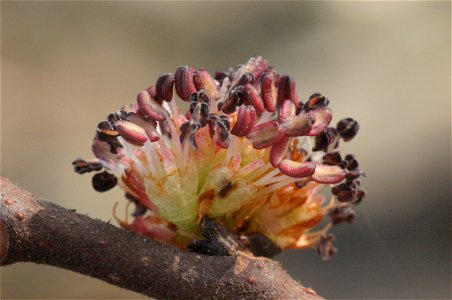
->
[73,56,366,260]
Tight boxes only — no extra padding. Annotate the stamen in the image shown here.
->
[182,136,190,164]
[224,135,237,165]
[237,159,265,177]
[117,137,147,175]
[253,177,301,199]
[255,167,282,186]
[76,56,365,257]
[260,173,292,185]
[245,162,273,182]
[164,114,184,170]
[143,142,157,177]
[150,142,165,177]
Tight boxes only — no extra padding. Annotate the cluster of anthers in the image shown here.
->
[73,57,365,260]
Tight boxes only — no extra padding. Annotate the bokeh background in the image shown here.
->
[1,1,450,299]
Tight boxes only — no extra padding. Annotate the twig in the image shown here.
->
[0,177,321,299]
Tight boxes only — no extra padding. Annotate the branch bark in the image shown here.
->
[0,177,321,299]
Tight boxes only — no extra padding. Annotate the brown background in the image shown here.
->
[1,1,451,299]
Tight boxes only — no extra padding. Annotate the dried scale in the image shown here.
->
[74,57,365,260]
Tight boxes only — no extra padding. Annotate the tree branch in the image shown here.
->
[0,177,321,299]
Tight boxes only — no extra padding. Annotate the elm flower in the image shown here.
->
[73,57,365,259]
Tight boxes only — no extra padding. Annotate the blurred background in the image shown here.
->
[1,1,450,299]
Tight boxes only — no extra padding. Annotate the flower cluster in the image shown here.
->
[73,57,365,259]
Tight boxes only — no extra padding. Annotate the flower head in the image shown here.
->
[73,57,365,259]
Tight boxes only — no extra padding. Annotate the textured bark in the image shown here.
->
[0,177,322,299]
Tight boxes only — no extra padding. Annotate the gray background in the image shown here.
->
[1,1,451,299]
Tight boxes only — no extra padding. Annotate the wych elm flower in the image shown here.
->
[73,56,366,260]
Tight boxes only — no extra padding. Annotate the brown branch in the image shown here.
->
[0,177,322,299]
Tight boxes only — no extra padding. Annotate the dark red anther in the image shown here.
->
[107,112,127,125]
[277,76,300,107]
[220,92,239,114]
[305,93,329,112]
[261,74,276,112]
[214,71,228,83]
[217,121,229,142]
[194,68,219,100]
[244,56,268,79]
[269,135,290,167]
[352,188,366,204]
[322,152,343,166]
[162,73,176,102]
[246,121,284,150]
[96,120,119,142]
[332,183,355,202]
[317,234,337,261]
[175,66,196,101]
[155,74,168,102]
[344,154,359,170]
[127,112,160,142]
[280,114,315,137]
[146,86,161,104]
[306,107,333,136]
[92,171,118,192]
[278,160,316,178]
[311,164,345,184]
[179,121,191,144]
[313,127,338,152]
[337,118,359,142]
[136,90,167,121]
[329,205,355,225]
[218,115,230,131]
[346,170,364,180]
[278,99,296,122]
[206,114,230,148]
[231,105,257,137]
[72,158,103,174]
[237,73,254,85]
[244,84,265,114]
[189,93,210,127]
[92,139,120,165]
[115,120,148,147]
